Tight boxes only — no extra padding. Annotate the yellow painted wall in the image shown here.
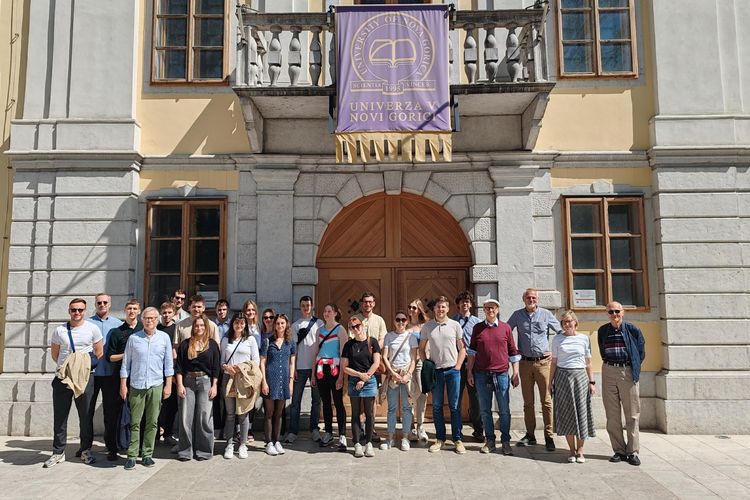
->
[536,0,655,152]
[578,321,662,373]
[1,0,28,370]
[550,167,652,189]
[136,0,251,156]
[139,170,239,192]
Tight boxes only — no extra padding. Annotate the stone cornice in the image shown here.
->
[6,152,142,170]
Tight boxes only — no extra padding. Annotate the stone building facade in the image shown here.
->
[0,0,748,436]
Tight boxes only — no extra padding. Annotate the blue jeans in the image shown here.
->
[387,382,413,435]
[474,371,511,444]
[288,368,320,435]
[432,367,462,442]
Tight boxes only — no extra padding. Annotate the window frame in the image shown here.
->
[555,0,638,79]
[151,0,230,85]
[562,195,649,311]
[144,198,227,308]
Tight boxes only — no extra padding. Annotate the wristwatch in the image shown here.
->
[589,381,596,385]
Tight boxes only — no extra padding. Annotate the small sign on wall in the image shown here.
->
[573,289,597,307]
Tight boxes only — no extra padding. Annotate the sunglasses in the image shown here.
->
[608,310,622,315]
[408,305,418,310]
[349,324,362,329]
[96,301,108,305]
[69,308,85,313]
[263,315,274,320]
[395,317,408,323]
[174,296,185,301]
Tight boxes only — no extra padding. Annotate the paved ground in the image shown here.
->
[1,428,749,499]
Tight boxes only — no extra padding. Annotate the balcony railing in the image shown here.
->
[235,5,549,89]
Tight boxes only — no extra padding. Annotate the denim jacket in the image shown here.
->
[597,321,646,382]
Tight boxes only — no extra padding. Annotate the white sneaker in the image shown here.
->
[43,453,65,468]
[223,443,234,459]
[401,438,410,451]
[284,433,297,444]
[364,442,375,457]
[238,444,248,459]
[311,428,321,442]
[265,442,278,456]
[353,443,364,458]
[338,435,348,451]
[409,428,419,441]
[418,427,428,442]
[274,441,285,455]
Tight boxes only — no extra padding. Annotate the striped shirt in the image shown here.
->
[602,327,629,363]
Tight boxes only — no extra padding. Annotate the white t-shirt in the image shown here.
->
[220,335,260,366]
[50,321,103,368]
[292,316,324,370]
[383,331,419,370]
[551,334,592,369]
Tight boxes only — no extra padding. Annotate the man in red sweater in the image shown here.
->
[467,299,521,456]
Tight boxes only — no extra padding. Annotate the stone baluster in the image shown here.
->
[288,26,302,86]
[463,24,477,84]
[255,28,267,86]
[484,24,499,83]
[328,29,336,85]
[245,25,258,87]
[268,26,283,86]
[309,27,322,86]
[506,25,522,83]
[527,22,545,82]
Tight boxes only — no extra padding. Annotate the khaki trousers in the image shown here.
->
[602,363,640,455]
[519,359,553,439]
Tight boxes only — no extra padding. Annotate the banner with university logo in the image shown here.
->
[335,5,451,163]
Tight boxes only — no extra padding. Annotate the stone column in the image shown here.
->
[251,163,300,314]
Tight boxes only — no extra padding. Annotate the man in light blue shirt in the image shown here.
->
[120,307,174,470]
[212,298,231,339]
[86,293,123,461]
[451,291,483,441]
[507,288,563,452]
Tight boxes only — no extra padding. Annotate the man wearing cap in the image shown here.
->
[598,301,645,466]
[467,299,520,455]
[507,288,563,451]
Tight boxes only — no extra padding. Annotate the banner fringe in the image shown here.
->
[335,132,452,163]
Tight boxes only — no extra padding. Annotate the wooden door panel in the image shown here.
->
[316,268,394,328]
[397,269,467,315]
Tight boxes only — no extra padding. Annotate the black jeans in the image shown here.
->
[459,360,483,434]
[317,365,346,436]
[158,378,178,438]
[86,374,121,453]
[52,376,94,454]
[350,396,374,445]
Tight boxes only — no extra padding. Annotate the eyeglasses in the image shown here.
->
[96,301,108,305]
[143,317,158,322]
[408,305,418,310]
[69,308,85,313]
[349,324,362,330]
[561,319,575,324]
[607,310,622,315]
[395,317,408,323]
[173,296,185,301]
[263,315,274,320]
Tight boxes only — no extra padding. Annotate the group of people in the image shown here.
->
[44,287,645,469]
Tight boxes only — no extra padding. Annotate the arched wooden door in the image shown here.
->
[316,193,472,325]
[316,193,473,420]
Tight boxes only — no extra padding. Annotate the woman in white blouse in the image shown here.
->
[549,310,596,463]
[221,312,260,459]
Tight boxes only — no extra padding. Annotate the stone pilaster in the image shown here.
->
[251,162,300,314]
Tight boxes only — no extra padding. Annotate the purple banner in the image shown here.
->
[336,5,450,133]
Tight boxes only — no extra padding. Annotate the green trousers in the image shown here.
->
[128,384,163,459]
